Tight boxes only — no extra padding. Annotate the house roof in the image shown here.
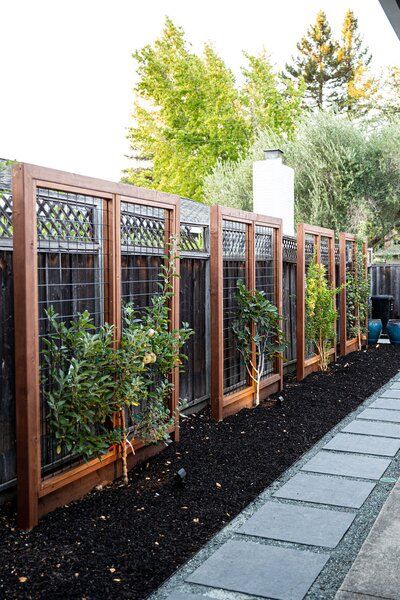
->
[379,0,400,39]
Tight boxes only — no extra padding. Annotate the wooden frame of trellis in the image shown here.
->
[13,163,180,529]
[210,205,283,421]
[339,232,368,356]
[296,223,336,381]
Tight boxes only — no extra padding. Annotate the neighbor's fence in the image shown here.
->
[209,205,283,420]
[370,264,400,319]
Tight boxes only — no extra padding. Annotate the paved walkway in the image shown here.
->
[150,373,400,600]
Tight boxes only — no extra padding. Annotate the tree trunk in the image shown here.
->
[120,409,128,485]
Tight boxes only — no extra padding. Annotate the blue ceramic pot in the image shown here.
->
[368,319,382,344]
[387,319,400,345]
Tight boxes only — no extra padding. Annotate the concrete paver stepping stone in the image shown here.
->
[323,433,400,456]
[358,408,400,424]
[238,501,355,548]
[389,382,400,389]
[342,419,400,439]
[186,539,329,600]
[273,473,375,508]
[301,451,390,480]
[370,397,400,410]
[380,389,400,398]
[166,594,206,600]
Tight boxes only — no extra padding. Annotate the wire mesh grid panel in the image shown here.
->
[255,225,275,378]
[36,187,109,477]
[120,200,166,427]
[12,163,180,529]
[210,205,283,421]
[296,224,336,381]
[222,219,247,395]
[339,233,368,356]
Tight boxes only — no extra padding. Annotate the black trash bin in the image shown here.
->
[371,295,394,333]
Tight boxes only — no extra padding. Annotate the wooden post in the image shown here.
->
[210,205,223,420]
[296,224,306,381]
[339,233,347,356]
[13,163,41,530]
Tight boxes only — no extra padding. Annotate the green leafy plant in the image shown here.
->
[42,241,193,483]
[232,280,286,406]
[42,308,121,461]
[114,245,193,482]
[305,259,342,371]
[346,240,370,350]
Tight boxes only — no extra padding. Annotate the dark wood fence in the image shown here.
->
[370,264,400,319]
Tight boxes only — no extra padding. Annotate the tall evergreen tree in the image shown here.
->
[336,9,377,115]
[241,51,304,138]
[123,17,250,201]
[285,11,340,110]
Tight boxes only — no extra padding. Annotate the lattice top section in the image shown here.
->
[222,220,246,260]
[305,234,315,265]
[345,239,354,266]
[36,188,98,243]
[283,236,297,263]
[0,191,12,238]
[335,243,340,265]
[320,236,330,267]
[180,223,208,253]
[255,225,273,260]
[121,202,165,254]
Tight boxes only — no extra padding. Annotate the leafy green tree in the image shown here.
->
[232,280,285,406]
[124,17,250,201]
[285,11,341,110]
[305,259,340,371]
[379,67,400,121]
[241,51,304,137]
[204,112,400,249]
[336,10,377,115]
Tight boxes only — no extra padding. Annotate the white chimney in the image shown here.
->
[252,149,295,235]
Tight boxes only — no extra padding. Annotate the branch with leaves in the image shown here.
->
[41,240,193,484]
[232,280,286,406]
[305,259,342,371]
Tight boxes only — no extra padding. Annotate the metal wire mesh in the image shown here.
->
[305,233,316,359]
[255,225,275,378]
[346,239,356,338]
[222,220,247,394]
[120,201,166,424]
[37,187,107,476]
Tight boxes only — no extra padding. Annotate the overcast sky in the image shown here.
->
[1,0,399,182]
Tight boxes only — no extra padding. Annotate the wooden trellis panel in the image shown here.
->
[210,205,283,420]
[296,224,336,381]
[339,233,368,356]
[12,163,180,529]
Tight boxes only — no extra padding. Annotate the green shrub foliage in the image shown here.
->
[232,280,286,406]
[305,259,341,371]
[42,246,193,480]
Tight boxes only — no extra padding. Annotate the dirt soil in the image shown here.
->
[1,344,399,600]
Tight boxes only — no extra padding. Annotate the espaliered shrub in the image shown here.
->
[42,247,193,483]
[305,259,341,371]
[346,241,369,350]
[233,280,286,406]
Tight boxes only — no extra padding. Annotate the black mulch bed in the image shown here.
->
[1,344,400,600]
